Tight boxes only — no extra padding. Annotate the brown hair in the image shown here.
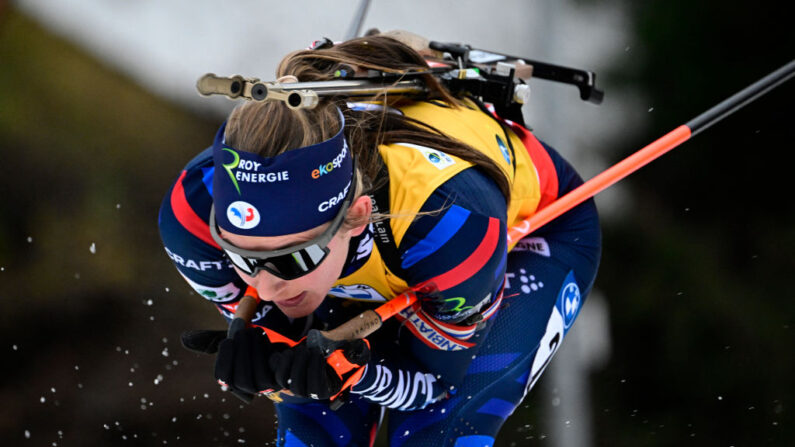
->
[224,36,511,226]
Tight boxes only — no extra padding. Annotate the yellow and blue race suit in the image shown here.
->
[158,99,601,446]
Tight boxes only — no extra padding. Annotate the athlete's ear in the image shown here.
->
[345,195,372,237]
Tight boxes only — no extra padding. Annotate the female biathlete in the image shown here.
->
[159,35,601,446]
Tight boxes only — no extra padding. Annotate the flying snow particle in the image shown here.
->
[24,430,30,439]
[154,375,164,385]
[161,348,169,357]
[12,345,17,351]
[146,299,154,306]
[648,107,654,112]
[116,203,121,209]
[40,396,46,403]
[89,243,96,254]
[27,236,33,243]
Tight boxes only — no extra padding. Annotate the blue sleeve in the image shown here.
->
[352,167,508,410]
[158,149,270,323]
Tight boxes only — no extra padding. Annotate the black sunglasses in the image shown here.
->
[209,175,355,280]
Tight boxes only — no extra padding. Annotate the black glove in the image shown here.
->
[214,325,283,398]
[269,330,370,401]
[181,329,227,354]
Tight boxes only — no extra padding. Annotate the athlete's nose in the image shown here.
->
[250,271,288,300]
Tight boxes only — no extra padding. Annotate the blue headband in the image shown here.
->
[212,110,354,236]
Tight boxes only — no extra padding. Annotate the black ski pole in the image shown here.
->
[509,59,795,240]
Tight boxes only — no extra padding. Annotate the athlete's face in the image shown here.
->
[219,195,371,318]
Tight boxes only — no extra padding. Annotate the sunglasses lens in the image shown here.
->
[224,250,255,275]
[224,245,328,280]
[264,245,328,279]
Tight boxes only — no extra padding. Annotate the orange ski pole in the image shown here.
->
[510,59,795,242]
[418,58,793,315]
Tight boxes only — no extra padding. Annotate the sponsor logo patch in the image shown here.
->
[396,308,475,351]
[312,140,348,179]
[512,237,551,257]
[164,247,231,271]
[221,148,290,194]
[328,284,387,302]
[496,134,511,165]
[226,201,260,229]
[318,180,351,212]
[180,274,240,302]
[558,270,581,332]
[400,143,456,170]
[504,268,544,295]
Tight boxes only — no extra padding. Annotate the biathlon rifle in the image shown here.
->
[223,57,794,371]
[195,41,604,109]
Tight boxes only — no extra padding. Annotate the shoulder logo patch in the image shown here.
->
[328,284,387,302]
[496,134,511,165]
[399,143,456,170]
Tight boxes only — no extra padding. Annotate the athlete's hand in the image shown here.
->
[214,326,284,399]
[181,329,227,355]
[269,334,370,401]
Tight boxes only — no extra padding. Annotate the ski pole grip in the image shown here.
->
[306,291,419,353]
[314,309,383,344]
[228,287,260,338]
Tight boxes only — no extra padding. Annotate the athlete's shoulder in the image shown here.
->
[159,147,215,228]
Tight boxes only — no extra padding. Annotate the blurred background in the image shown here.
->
[1,0,792,445]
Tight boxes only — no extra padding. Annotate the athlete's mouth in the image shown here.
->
[278,291,306,308]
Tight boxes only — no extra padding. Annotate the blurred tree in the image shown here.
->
[592,1,794,446]
[0,8,280,446]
